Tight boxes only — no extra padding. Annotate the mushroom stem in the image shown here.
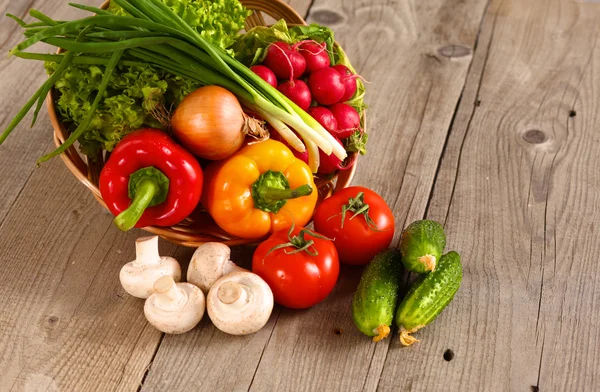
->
[153,276,186,311]
[133,236,161,266]
[217,281,246,304]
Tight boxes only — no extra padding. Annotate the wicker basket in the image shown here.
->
[47,0,360,247]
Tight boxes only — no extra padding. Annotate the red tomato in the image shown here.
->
[313,186,395,265]
[252,226,339,309]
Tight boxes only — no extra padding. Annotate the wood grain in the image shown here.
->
[0,3,185,390]
[247,0,491,390]
[377,0,600,390]
[138,1,316,390]
[0,0,98,226]
[3,0,599,390]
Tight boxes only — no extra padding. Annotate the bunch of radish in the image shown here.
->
[250,40,363,174]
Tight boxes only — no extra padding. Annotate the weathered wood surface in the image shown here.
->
[378,0,600,391]
[1,0,599,391]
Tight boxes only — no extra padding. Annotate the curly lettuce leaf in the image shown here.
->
[46,60,199,156]
[109,0,250,51]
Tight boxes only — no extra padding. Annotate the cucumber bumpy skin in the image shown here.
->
[395,251,462,346]
[399,220,446,273]
[352,248,402,342]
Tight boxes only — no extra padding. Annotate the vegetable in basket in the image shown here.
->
[203,139,317,239]
[171,85,267,160]
[3,0,347,172]
[233,19,368,158]
[25,0,248,157]
[99,128,203,231]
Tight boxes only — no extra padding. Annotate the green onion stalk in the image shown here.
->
[2,0,348,171]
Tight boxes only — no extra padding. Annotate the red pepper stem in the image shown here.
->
[114,179,158,231]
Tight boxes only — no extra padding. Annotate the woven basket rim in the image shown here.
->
[47,0,361,247]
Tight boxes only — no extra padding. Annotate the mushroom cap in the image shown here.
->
[187,242,244,294]
[144,278,205,334]
[120,237,181,299]
[120,259,181,299]
[207,271,274,335]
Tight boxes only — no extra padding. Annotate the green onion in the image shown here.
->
[3,0,349,172]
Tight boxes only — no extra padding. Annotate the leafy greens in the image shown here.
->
[49,0,250,156]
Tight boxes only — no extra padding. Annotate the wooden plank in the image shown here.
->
[0,156,181,391]
[377,0,600,390]
[0,0,99,225]
[246,0,490,391]
[0,4,181,390]
[137,1,317,391]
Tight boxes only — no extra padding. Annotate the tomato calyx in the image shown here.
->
[264,223,332,259]
[329,192,381,230]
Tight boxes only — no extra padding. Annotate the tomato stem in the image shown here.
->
[263,221,332,260]
[328,192,381,231]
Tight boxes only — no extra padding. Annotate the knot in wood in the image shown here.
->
[311,9,344,25]
[437,45,472,58]
[523,129,547,144]
[47,316,59,325]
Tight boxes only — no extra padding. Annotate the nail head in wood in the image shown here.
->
[443,349,454,361]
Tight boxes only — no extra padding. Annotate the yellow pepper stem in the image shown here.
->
[259,184,313,201]
[251,170,313,213]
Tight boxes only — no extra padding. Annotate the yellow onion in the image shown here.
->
[171,86,266,160]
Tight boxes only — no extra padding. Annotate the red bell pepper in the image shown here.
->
[99,128,203,231]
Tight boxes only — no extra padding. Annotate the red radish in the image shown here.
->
[308,67,346,105]
[332,64,358,102]
[329,103,361,139]
[250,65,278,88]
[307,106,338,134]
[318,137,356,174]
[264,41,306,80]
[298,42,330,73]
[269,127,309,164]
[277,80,312,111]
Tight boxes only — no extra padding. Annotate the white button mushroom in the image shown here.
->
[187,242,245,294]
[119,236,181,299]
[144,276,206,334]
[207,271,274,335]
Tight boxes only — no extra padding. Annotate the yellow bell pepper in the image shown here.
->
[203,139,318,239]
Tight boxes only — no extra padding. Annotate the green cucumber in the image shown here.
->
[395,251,462,346]
[352,248,402,342]
[399,220,446,273]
